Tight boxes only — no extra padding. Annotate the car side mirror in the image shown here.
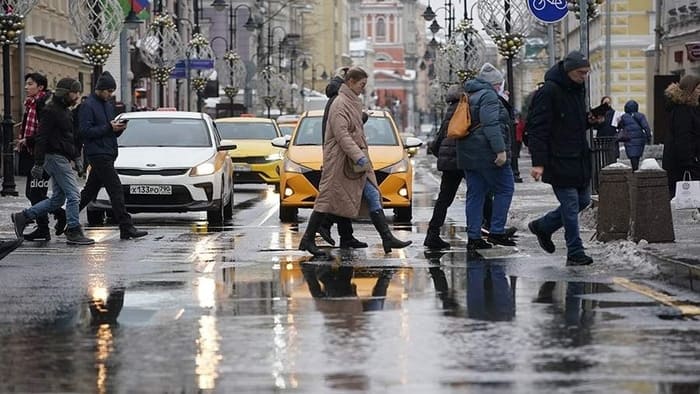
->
[404,136,423,149]
[271,136,289,148]
[218,139,237,151]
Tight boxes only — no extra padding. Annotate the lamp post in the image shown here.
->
[422,1,456,40]
[140,12,183,107]
[1,0,39,196]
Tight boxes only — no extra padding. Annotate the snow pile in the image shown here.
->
[579,205,597,231]
[595,239,660,277]
[639,158,661,170]
[606,161,630,169]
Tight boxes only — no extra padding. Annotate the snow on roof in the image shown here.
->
[25,36,84,59]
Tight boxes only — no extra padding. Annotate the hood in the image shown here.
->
[285,145,406,172]
[116,147,214,168]
[445,85,463,104]
[544,62,584,92]
[325,76,344,99]
[227,140,280,158]
[368,146,405,169]
[463,78,494,94]
[665,82,700,107]
[623,100,639,114]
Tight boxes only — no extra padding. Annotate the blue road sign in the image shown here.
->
[527,0,569,23]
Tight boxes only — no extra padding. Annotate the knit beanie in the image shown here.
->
[477,63,504,85]
[679,75,700,94]
[95,71,117,91]
[563,50,590,72]
[54,78,82,97]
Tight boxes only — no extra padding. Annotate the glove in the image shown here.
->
[31,164,44,180]
[494,151,507,167]
[357,156,369,167]
[73,158,85,177]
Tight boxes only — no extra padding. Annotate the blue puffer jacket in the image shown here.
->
[456,78,510,171]
[79,93,118,159]
[618,100,651,159]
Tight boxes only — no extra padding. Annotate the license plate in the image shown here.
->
[234,164,251,172]
[129,185,172,195]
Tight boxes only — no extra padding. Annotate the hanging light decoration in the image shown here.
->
[222,50,247,103]
[187,32,215,93]
[140,13,183,84]
[477,0,532,59]
[69,0,124,65]
[455,18,486,81]
[259,66,285,110]
[0,0,39,45]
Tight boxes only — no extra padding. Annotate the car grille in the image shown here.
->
[375,171,389,185]
[235,172,264,183]
[124,185,193,205]
[231,156,269,164]
[303,170,322,189]
[117,168,190,176]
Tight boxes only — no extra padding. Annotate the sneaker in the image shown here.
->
[11,212,28,239]
[53,208,66,236]
[514,177,524,183]
[487,233,516,246]
[120,225,148,240]
[423,233,451,250]
[24,226,51,241]
[528,220,555,254]
[566,253,593,266]
[65,226,95,245]
[482,226,518,238]
[467,238,492,250]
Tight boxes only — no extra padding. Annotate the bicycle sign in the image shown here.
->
[528,0,568,23]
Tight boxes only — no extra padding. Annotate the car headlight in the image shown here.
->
[381,158,409,173]
[283,158,312,173]
[190,154,226,176]
[266,151,283,161]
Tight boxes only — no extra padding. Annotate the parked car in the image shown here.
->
[86,111,236,224]
[273,109,422,222]
[215,117,284,186]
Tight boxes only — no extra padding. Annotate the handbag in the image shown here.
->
[674,171,700,209]
[616,127,631,142]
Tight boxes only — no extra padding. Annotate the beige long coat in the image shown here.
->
[313,84,378,218]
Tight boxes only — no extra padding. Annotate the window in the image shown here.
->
[376,18,386,42]
[216,122,280,140]
[351,18,361,39]
[118,118,212,147]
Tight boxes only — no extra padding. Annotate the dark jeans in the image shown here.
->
[79,156,132,228]
[428,170,464,230]
[630,157,640,171]
[25,169,51,226]
[535,185,591,257]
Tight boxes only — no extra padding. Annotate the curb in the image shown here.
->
[642,249,700,293]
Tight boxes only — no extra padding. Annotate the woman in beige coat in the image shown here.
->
[298,68,411,256]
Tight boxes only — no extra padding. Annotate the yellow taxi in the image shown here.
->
[215,117,284,186]
[276,114,300,137]
[272,110,422,222]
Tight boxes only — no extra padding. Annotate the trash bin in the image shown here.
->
[629,169,675,243]
[596,166,632,242]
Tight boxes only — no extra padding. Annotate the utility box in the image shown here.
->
[629,170,675,243]
[597,167,632,242]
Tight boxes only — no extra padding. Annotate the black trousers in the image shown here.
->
[428,170,464,230]
[25,169,51,226]
[511,141,522,178]
[79,156,132,227]
[323,214,354,239]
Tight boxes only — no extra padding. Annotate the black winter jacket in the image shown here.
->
[527,62,592,188]
[79,93,119,159]
[33,96,80,164]
[431,90,461,171]
[662,82,700,173]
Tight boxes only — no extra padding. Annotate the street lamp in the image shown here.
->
[140,12,183,107]
[69,0,125,88]
[0,0,39,196]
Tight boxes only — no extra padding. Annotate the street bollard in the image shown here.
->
[596,166,632,242]
[629,169,675,243]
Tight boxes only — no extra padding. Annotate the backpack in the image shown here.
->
[446,93,472,139]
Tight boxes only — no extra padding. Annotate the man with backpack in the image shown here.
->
[527,50,601,266]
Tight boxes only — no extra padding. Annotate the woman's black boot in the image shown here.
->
[369,210,412,253]
[299,211,329,257]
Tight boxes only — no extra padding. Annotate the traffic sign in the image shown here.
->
[527,0,568,23]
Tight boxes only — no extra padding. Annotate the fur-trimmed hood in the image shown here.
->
[664,82,700,107]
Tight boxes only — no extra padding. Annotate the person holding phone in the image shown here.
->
[77,71,147,240]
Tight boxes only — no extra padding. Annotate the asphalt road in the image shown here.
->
[0,151,699,393]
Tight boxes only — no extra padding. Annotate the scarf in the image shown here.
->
[22,90,47,139]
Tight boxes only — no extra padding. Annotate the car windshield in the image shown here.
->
[118,118,211,147]
[216,122,279,140]
[293,116,398,146]
[278,124,295,137]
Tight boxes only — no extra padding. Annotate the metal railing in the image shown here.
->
[591,136,618,194]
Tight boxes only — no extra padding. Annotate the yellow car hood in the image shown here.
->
[228,140,279,158]
[286,145,404,170]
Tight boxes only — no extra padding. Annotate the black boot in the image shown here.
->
[317,215,335,246]
[369,210,412,253]
[65,225,95,245]
[24,225,51,241]
[298,211,329,257]
[120,224,148,240]
[337,216,367,248]
[53,208,66,236]
[423,227,450,249]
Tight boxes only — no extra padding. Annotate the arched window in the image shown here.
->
[376,17,386,42]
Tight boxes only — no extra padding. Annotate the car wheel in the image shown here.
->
[87,209,105,226]
[207,204,224,224]
[279,206,298,222]
[394,206,412,223]
[223,193,233,220]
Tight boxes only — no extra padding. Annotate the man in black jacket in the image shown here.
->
[11,78,94,245]
[77,72,147,240]
[527,50,600,266]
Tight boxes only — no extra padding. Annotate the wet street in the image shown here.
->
[1,153,699,393]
